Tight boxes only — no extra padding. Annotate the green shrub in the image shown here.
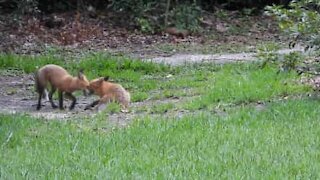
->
[136,17,155,34]
[256,43,280,68]
[266,0,320,50]
[257,43,304,72]
[171,3,201,32]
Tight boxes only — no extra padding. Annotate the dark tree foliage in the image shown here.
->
[0,0,292,33]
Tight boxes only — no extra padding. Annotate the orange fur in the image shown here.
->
[85,77,130,112]
[35,64,89,110]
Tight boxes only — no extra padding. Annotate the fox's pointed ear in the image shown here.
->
[103,76,109,81]
[98,77,105,84]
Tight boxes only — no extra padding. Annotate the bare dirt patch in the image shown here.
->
[0,72,132,125]
[146,47,303,65]
[0,71,192,126]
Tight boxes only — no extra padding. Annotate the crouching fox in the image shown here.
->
[35,64,89,110]
[85,77,130,112]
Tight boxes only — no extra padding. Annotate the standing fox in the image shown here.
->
[35,64,90,110]
[84,77,130,112]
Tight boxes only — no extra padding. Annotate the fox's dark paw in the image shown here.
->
[36,106,41,110]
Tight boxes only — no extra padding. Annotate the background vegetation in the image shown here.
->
[265,0,320,75]
[0,0,291,33]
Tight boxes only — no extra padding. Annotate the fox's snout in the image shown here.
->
[80,82,90,96]
[77,70,90,90]
[82,79,90,88]
[81,80,90,97]
[86,84,96,96]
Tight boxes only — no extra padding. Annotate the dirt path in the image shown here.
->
[147,48,303,65]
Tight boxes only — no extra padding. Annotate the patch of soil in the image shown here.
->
[147,47,303,65]
[0,73,191,126]
[0,73,128,125]
[0,11,283,58]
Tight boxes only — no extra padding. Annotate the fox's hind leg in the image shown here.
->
[49,87,58,109]
[65,92,76,110]
[36,91,43,110]
[35,71,43,110]
[42,89,49,101]
[58,90,64,110]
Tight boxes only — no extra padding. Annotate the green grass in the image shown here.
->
[183,64,309,110]
[1,98,320,178]
[150,103,175,114]
[0,52,174,76]
[0,53,318,178]
[0,53,65,73]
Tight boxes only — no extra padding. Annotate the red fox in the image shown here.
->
[84,77,130,112]
[35,64,90,110]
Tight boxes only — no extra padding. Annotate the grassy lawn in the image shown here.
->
[0,53,319,178]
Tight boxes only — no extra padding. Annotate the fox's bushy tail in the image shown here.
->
[117,86,130,109]
[34,70,48,100]
[34,70,41,93]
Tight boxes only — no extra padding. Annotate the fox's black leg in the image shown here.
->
[65,92,76,110]
[84,100,100,110]
[49,87,58,109]
[58,90,64,110]
[36,92,42,110]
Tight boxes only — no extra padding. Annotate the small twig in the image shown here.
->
[72,139,79,153]
[164,0,171,28]
[302,71,320,75]
[296,67,320,76]
[2,131,13,148]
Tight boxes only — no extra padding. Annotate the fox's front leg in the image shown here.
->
[65,92,76,110]
[49,87,58,109]
[36,92,43,110]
